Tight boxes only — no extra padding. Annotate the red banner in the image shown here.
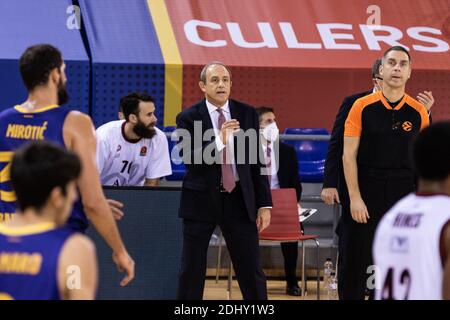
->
[164,0,450,130]
[167,0,450,69]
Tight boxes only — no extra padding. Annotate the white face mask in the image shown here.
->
[261,122,279,142]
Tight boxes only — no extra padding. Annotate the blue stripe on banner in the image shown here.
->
[0,0,88,60]
[78,0,166,127]
[0,0,90,114]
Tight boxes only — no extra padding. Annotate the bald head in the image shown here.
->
[200,62,232,84]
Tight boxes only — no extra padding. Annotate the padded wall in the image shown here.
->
[89,188,182,299]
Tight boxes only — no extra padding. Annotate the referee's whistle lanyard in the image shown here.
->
[391,110,401,131]
[382,93,404,130]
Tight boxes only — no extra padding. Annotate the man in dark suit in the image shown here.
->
[321,58,435,299]
[176,62,272,300]
[256,106,303,296]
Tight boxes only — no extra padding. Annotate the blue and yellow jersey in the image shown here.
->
[0,222,73,300]
[0,105,88,232]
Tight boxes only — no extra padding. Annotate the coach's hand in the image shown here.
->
[350,197,370,224]
[321,188,340,205]
[257,208,271,232]
[113,250,135,286]
[107,199,124,220]
[417,91,434,111]
[220,119,240,145]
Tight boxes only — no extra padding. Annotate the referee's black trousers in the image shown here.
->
[338,168,414,300]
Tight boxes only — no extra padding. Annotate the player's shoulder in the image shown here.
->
[96,120,124,132]
[426,194,450,209]
[61,232,96,256]
[0,106,20,119]
[58,232,96,279]
[96,120,124,139]
[390,193,415,210]
[64,110,94,129]
[153,125,164,135]
[66,110,91,120]
[144,126,167,148]
[153,126,167,140]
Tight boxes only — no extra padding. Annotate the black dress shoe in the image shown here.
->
[286,284,302,296]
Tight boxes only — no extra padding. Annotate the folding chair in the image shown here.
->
[225,188,321,299]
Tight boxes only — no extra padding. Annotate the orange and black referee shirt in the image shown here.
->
[344,90,429,171]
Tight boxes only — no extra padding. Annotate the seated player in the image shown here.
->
[96,92,172,186]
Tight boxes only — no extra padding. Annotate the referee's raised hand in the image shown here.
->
[416,91,434,111]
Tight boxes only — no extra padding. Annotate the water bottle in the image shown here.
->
[323,258,333,290]
[210,233,219,245]
[328,272,338,300]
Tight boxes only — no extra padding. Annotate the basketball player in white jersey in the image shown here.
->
[96,92,172,186]
[373,122,450,300]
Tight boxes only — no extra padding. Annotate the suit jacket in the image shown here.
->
[322,90,373,199]
[274,142,302,201]
[176,99,272,222]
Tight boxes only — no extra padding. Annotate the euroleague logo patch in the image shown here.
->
[402,121,413,132]
[140,146,147,156]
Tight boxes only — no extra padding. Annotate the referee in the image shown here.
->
[342,46,430,299]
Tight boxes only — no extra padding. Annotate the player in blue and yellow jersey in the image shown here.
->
[0,44,134,286]
[0,142,97,299]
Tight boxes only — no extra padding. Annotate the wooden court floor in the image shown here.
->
[204,278,328,300]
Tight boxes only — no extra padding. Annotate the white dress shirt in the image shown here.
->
[262,141,280,189]
[205,99,239,182]
[205,99,271,210]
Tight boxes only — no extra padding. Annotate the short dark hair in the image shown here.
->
[19,44,63,91]
[200,61,232,83]
[10,142,81,212]
[371,58,382,78]
[383,45,411,62]
[255,106,275,120]
[120,92,155,122]
[413,122,450,181]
